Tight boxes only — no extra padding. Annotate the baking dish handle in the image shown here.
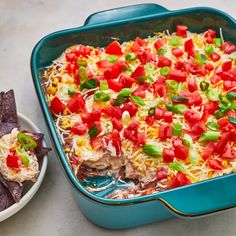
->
[84,3,169,26]
[158,174,236,217]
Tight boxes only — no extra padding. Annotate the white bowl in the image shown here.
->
[0,113,48,222]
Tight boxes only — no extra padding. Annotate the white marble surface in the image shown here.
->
[0,0,236,235]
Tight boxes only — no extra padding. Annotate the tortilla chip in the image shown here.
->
[0,182,14,211]
[0,174,23,202]
[0,92,4,122]
[35,147,51,158]
[0,123,19,137]
[2,90,17,123]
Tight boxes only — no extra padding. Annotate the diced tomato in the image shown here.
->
[163,148,175,163]
[187,77,197,92]
[169,172,191,188]
[209,159,224,170]
[204,29,216,39]
[122,102,138,117]
[131,65,145,80]
[210,52,221,62]
[131,37,148,52]
[172,47,184,57]
[108,79,123,92]
[210,74,221,84]
[67,94,86,113]
[119,74,135,88]
[145,116,155,125]
[202,142,215,160]
[184,110,201,124]
[153,80,167,97]
[184,39,194,56]
[105,41,123,55]
[111,118,123,131]
[163,111,173,122]
[223,80,236,91]
[189,121,206,137]
[222,61,232,72]
[222,145,236,159]
[50,96,65,115]
[132,84,149,98]
[180,91,202,106]
[73,45,92,58]
[222,42,236,54]
[217,117,230,130]
[215,132,231,155]
[71,123,87,135]
[124,121,139,143]
[159,124,172,140]
[154,108,164,120]
[174,144,189,160]
[102,106,122,120]
[104,61,126,80]
[176,25,188,37]
[156,167,168,181]
[111,131,122,157]
[138,50,154,64]
[168,69,187,82]
[65,52,76,62]
[137,132,146,145]
[205,64,214,72]
[6,155,20,169]
[203,101,218,115]
[154,38,167,51]
[157,55,172,68]
[96,60,112,69]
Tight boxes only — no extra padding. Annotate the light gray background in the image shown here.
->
[0,0,235,235]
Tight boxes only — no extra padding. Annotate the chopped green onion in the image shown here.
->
[169,37,181,46]
[68,87,75,95]
[204,44,214,55]
[145,63,156,74]
[171,95,188,103]
[117,88,132,97]
[200,81,209,91]
[206,89,219,101]
[206,121,219,131]
[199,131,220,142]
[88,125,99,138]
[227,92,236,101]
[213,38,222,47]
[106,55,119,63]
[131,96,145,106]
[196,53,206,65]
[168,104,188,114]
[160,66,170,76]
[77,59,87,67]
[125,52,136,60]
[214,109,226,119]
[166,80,179,92]
[188,148,200,165]
[169,162,186,173]
[229,116,236,124]
[94,92,110,102]
[78,66,88,82]
[80,79,97,90]
[157,47,167,55]
[183,133,193,147]
[17,132,37,149]
[100,80,108,90]
[173,123,182,136]
[148,107,155,116]
[142,144,162,157]
[16,148,30,166]
[219,96,232,111]
[112,96,128,106]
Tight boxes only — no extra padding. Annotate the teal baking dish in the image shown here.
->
[31,4,236,229]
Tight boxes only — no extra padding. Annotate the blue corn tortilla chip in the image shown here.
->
[0,91,4,122]
[0,122,19,137]
[35,147,51,158]
[0,182,14,211]
[2,90,18,123]
[0,174,23,202]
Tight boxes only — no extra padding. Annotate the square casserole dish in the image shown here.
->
[31,4,236,229]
